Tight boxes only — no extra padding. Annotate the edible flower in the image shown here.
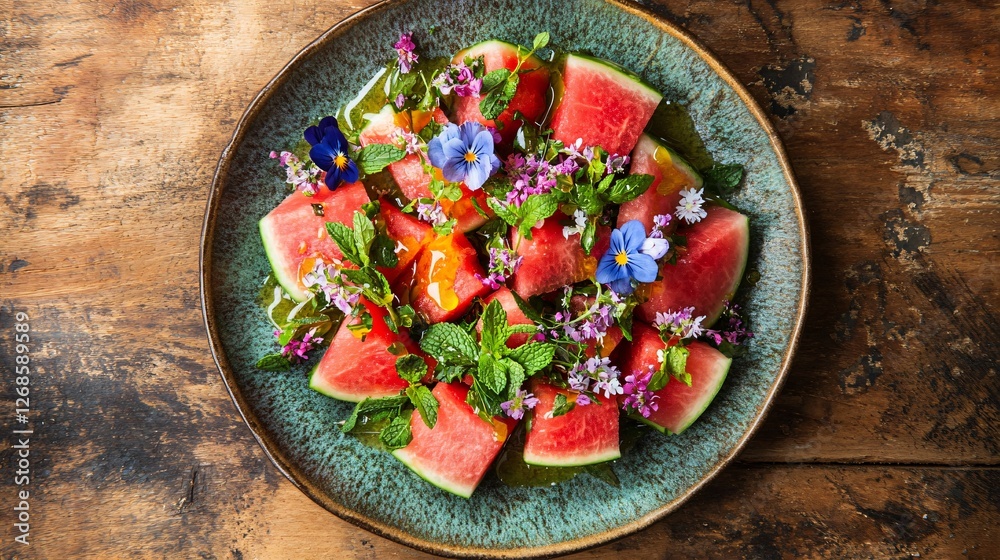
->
[501,389,539,420]
[276,328,322,363]
[649,213,672,238]
[704,301,754,346]
[269,150,321,196]
[415,199,447,226]
[304,116,358,188]
[622,366,660,418]
[475,246,522,290]
[676,187,707,224]
[427,122,500,191]
[394,32,418,73]
[595,220,662,295]
[562,209,588,239]
[432,61,483,97]
[653,307,706,340]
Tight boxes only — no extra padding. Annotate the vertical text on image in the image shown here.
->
[11,310,32,546]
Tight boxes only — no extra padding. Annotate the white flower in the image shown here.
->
[676,188,707,224]
[416,200,447,226]
[640,237,669,260]
[562,209,588,239]
[656,348,666,364]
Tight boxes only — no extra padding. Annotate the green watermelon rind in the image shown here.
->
[307,362,371,403]
[391,446,478,499]
[639,353,732,435]
[636,133,705,190]
[522,445,622,468]
[259,215,310,303]
[454,39,546,66]
[566,53,662,103]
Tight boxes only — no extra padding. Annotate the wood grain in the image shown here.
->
[1,0,997,557]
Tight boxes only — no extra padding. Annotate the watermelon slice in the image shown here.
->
[637,205,749,326]
[406,232,492,324]
[309,298,428,402]
[477,287,535,348]
[378,200,432,283]
[549,54,662,157]
[359,105,490,232]
[522,380,621,467]
[259,181,371,302]
[451,40,551,148]
[616,323,731,434]
[392,382,517,498]
[617,134,703,232]
[510,213,610,297]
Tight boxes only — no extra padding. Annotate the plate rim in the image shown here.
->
[199,0,811,557]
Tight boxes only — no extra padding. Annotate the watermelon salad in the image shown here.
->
[255,31,755,498]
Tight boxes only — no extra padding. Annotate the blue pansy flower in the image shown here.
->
[595,220,664,295]
[304,116,358,188]
[427,122,500,191]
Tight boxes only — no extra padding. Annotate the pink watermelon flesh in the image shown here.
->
[451,40,551,149]
[392,382,517,498]
[259,181,371,302]
[617,133,703,232]
[358,105,490,232]
[616,323,731,434]
[405,232,492,324]
[510,213,611,297]
[378,200,433,283]
[477,287,534,347]
[523,380,621,467]
[550,54,662,157]
[637,205,749,326]
[309,298,429,402]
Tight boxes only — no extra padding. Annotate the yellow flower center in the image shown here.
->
[615,251,629,266]
[464,151,478,163]
[334,153,348,170]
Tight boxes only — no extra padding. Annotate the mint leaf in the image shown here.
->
[607,174,654,204]
[256,353,291,372]
[487,197,522,227]
[480,73,519,120]
[481,68,512,91]
[395,354,428,384]
[357,143,407,175]
[341,267,393,307]
[477,353,508,396]
[341,394,409,433]
[406,385,439,429]
[371,232,399,268]
[435,364,467,383]
[503,359,526,399]
[379,415,412,449]
[581,218,597,254]
[509,290,544,323]
[419,323,480,365]
[551,393,575,417]
[327,222,364,265]
[532,31,550,50]
[480,299,510,354]
[507,342,555,375]
[466,383,502,422]
[703,163,744,195]
[666,345,692,385]
[518,192,560,238]
[352,211,375,266]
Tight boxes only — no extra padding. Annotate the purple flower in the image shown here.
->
[394,93,406,109]
[394,32,418,73]
[476,246,522,289]
[427,122,500,191]
[432,61,483,97]
[416,200,447,226]
[501,389,539,420]
[595,220,661,295]
[396,128,421,155]
[649,213,672,239]
[270,150,321,195]
[278,328,323,363]
[606,153,630,174]
[505,154,558,206]
[704,301,754,346]
[304,116,358,188]
[622,366,660,418]
[575,393,592,406]
[568,370,591,392]
[653,307,706,340]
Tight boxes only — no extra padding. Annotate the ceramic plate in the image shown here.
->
[201,0,809,556]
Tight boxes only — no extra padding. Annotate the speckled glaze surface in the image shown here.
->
[201,0,809,557]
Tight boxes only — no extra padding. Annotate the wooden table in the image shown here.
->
[2,0,997,557]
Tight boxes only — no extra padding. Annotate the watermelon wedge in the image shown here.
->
[549,54,662,157]
[392,382,517,498]
[451,40,551,148]
[378,200,432,283]
[510,213,610,297]
[637,205,750,326]
[522,380,620,467]
[359,105,490,232]
[406,232,492,323]
[259,181,371,302]
[477,287,535,348]
[309,298,428,402]
[617,134,703,232]
[616,323,731,434]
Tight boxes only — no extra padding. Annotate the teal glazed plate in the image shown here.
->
[201,0,810,557]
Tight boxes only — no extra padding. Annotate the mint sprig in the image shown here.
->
[478,32,550,120]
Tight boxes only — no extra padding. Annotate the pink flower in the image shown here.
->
[394,32,418,73]
[622,366,660,418]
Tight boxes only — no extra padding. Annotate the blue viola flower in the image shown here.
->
[595,220,662,295]
[304,116,358,188]
[427,122,500,191]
